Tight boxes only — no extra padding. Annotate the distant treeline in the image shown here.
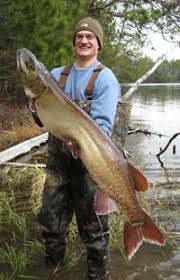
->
[146,60,180,83]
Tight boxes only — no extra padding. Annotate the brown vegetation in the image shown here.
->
[0,101,44,152]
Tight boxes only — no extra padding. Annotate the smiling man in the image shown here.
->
[36,17,121,280]
[73,22,101,67]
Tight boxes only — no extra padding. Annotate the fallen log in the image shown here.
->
[0,162,46,168]
[0,132,48,165]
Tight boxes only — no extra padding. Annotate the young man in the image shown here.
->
[37,17,121,280]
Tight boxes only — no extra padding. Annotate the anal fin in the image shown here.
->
[128,162,148,192]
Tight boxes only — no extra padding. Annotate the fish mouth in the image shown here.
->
[16,48,49,100]
[16,48,36,75]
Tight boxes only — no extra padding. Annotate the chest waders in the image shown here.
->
[37,64,112,280]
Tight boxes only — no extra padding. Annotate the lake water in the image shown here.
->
[125,84,180,183]
[118,84,180,280]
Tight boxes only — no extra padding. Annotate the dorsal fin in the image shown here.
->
[128,162,148,192]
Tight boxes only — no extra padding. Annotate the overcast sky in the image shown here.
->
[142,32,180,61]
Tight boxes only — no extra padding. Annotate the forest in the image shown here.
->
[1,0,180,104]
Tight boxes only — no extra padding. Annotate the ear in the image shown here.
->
[96,38,101,51]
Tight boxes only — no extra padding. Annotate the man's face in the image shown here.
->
[74,30,99,59]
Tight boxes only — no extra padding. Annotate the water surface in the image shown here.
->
[126,84,180,183]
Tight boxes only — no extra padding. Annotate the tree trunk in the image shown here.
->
[122,55,166,101]
[113,55,167,149]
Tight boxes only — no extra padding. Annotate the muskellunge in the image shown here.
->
[17,48,165,260]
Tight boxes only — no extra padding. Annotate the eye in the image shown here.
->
[86,34,95,40]
[76,34,83,40]
[76,34,96,40]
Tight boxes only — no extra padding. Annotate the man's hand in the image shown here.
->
[66,141,80,159]
[28,99,44,127]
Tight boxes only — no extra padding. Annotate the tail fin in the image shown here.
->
[124,211,165,260]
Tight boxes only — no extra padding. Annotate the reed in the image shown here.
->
[30,168,46,216]
[25,240,45,256]
[0,273,14,280]
[12,213,28,240]
[0,166,43,276]
[0,190,15,226]
[0,243,32,275]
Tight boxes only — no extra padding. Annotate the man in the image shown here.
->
[36,17,121,280]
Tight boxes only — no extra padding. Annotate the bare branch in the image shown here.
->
[156,132,180,157]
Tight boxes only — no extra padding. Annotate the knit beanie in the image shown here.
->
[73,17,103,49]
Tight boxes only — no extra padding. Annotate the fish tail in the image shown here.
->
[124,211,165,260]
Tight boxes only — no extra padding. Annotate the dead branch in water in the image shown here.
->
[150,181,180,187]
[128,127,167,137]
[156,132,180,168]
[156,132,180,157]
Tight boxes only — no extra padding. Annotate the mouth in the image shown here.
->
[16,48,36,75]
[17,49,28,74]
[78,45,91,50]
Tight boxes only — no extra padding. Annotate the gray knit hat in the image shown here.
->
[73,17,103,49]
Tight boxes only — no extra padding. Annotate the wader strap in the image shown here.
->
[58,63,105,96]
[85,64,104,97]
[58,64,73,89]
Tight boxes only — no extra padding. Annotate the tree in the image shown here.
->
[88,1,180,49]
[146,59,180,83]
[87,1,179,82]
[0,0,90,102]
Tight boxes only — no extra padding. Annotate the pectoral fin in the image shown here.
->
[95,189,117,215]
[128,162,148,192]
[66,141,80,159]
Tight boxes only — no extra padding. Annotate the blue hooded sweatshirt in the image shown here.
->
[51,60,121,136]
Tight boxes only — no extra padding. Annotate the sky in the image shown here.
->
[142,32,180,61]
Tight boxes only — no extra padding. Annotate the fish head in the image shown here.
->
[17,48,47,99]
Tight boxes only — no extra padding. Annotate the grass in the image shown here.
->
[0,243,32,274]
[0,165,179,278]
[0,273,14,280]
[0,166,45,278]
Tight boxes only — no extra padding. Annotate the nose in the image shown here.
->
[81,36,88,43]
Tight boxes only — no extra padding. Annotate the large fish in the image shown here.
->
[17,48,165,260]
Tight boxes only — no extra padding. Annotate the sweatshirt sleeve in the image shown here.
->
[90,68,121,136]
[51,66,65,80]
